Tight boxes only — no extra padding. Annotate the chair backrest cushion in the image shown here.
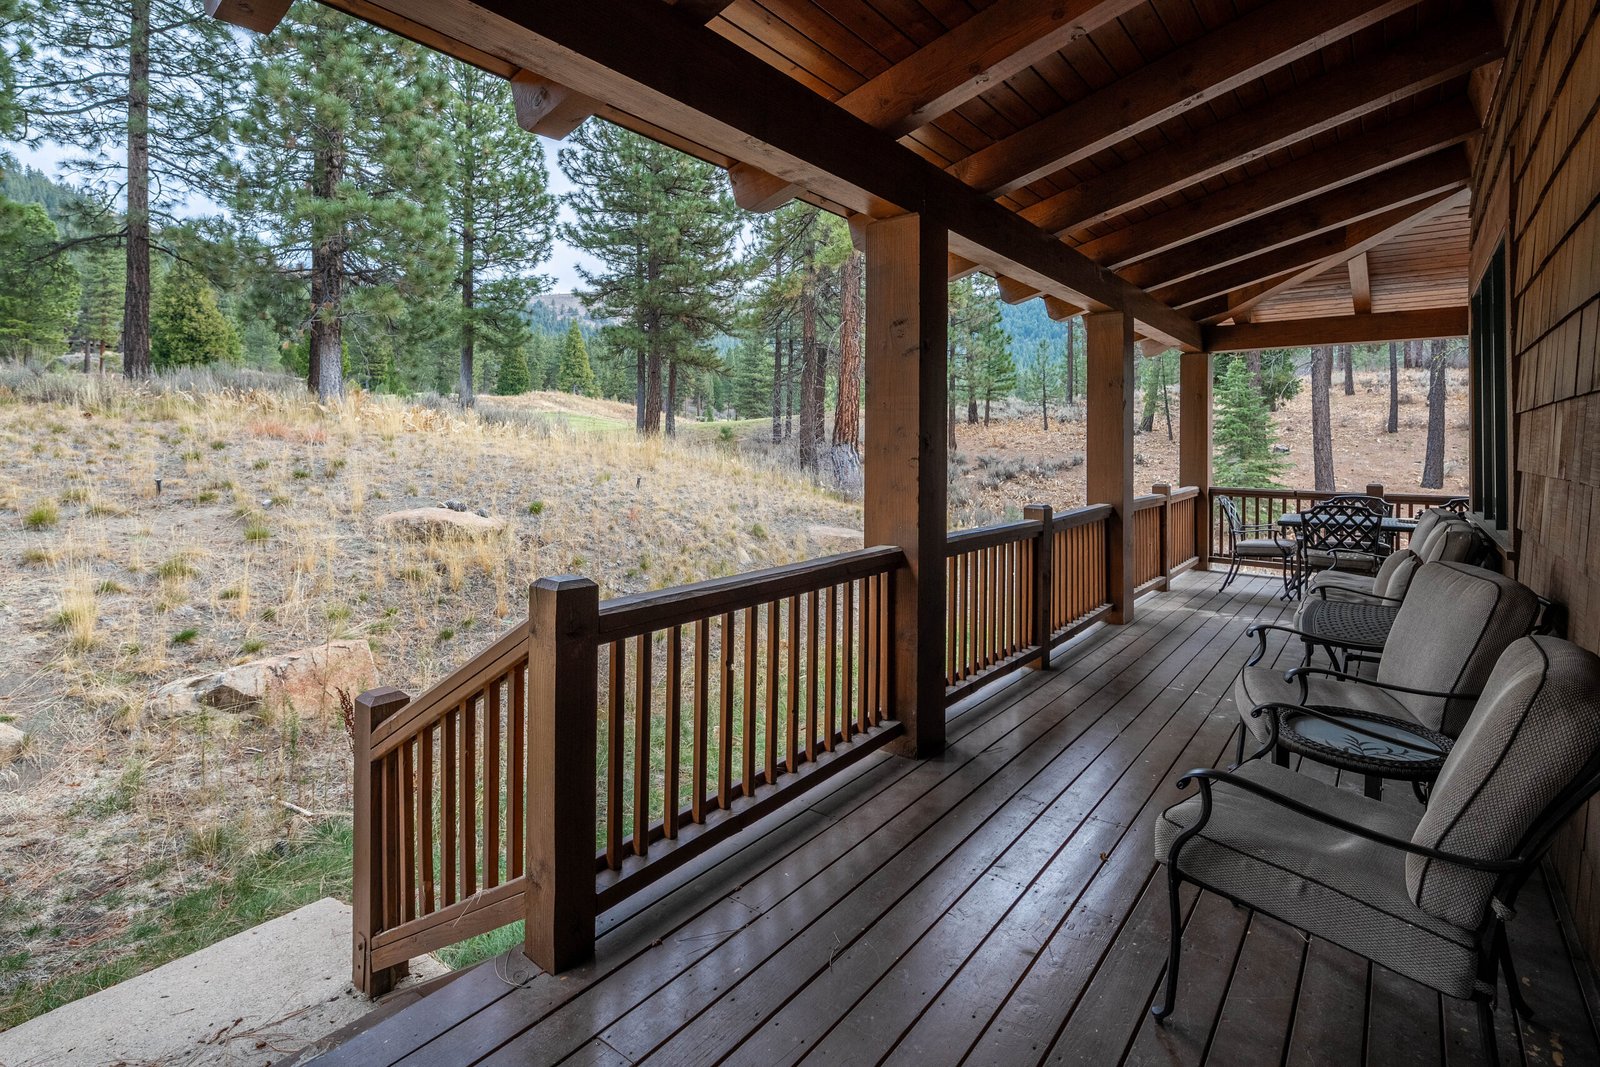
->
[1409,637,1600,928]
[1371,549,1420,599]
[1409,508,1446,545]
[1416,520,1479,566]
[1378,562,1540,736]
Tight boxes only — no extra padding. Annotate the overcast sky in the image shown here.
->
[8,135,603,294]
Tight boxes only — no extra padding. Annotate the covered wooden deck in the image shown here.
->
[306,570,1599,1066]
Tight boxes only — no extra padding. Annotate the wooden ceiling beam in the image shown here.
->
[511,71,601,139]
[1018,17,1504,235]
[333,0,1198,348]
[1204,308,1467,351]
[1202,189,1469,321]
[947,254,981,280]
[206,0,293,33]
[836,0,1144,137]
[1121,148,1470,291]
[1076,100,1481,270]
[727,162,802,212]
[1155,192,1460,309]
[995,276,1041,303]
[949,0,1417,196]
[1349,252,1373,314]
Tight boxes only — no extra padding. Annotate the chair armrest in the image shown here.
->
[1313,585,1405,605]
[1284,666,1479,702]
[1243,622,1382,667]
[1169,768,1521,873]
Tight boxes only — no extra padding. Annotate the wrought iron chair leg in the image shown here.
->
[1477,994,1500,1064]
[1151,870,1184,1020]
[1497,924,1534,1021]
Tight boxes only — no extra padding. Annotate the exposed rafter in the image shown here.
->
[1120,149,1470,291]
[836,0,1144,137]
[727,162,802,213]
[310,0,1199,348]
[1075,100,1481,270]
[1204,308,1467,351]
[948,0,1417,196]
[511,72,598,140]
[1016,17,1503,235]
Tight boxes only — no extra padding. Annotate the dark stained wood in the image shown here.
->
[1086,311,1135,623]
[1179,353,1212,570]
[1205,308,1470,351]
[352,686,412,996]
[950,0,1419,196]
[204,0,291,33]
[525,575,600,973]
[1350,251,1374,315]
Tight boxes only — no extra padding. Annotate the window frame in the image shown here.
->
[1468,240,1512,539]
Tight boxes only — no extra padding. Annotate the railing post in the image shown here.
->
[1179,352,1212,570]
[1366,482,1386,507]
[1024,504,1053,669]
[525,575,600,974]
[353,685,411,997]
[1153,484,1172,591]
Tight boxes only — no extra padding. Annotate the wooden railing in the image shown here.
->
[351,487,1203,991]
[1164,485,1201,574]
[1207,483,1465,566]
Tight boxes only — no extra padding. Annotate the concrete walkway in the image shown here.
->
[0,898,447,1067]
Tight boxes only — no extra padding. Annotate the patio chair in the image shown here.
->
[1232,561,1541,762]
[1153,635,1600,1063]
[1303,510,1478,601]
[1215,495,1296,594]
[1294,497,1389,590]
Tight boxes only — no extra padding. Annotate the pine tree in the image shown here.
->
[235,7,452,401]
[1213,358,1287,487]
[73,240,123,369]
[832,249,863,451]
[0,198,78,360]
[150,262,241,369]
[15,0,240,378]
[1310,345,1334,490]
[948,275,1012,424]
[1422,338,1448,488]
[556,320,597,396]
[440,60,555,409]
[561,123,742,435]
[0,0,20,138]
[495,344,531,395]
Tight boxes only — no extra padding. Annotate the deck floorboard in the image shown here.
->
[306,571,1600,1067]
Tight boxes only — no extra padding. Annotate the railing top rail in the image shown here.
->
[371,621,528,757]
[597,545,903,641]
[945,519,1044,554]
[1168,485,1201,502]
[1053,503,1114,529]
[1132,494,1165,511]
[1209,485,1460,503]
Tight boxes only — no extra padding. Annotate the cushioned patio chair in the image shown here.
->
[1304,512,1481,602]
[1293,497,1389,592]
[1233,561,1540,763]
[1215,495,1296,595]
[1153,636,1600,1063]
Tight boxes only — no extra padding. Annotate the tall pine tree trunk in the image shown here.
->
[1063,318,1075,404]
[770,322,782,444]
[1311,346,1334,490]
[1342,344,1355,395]
[644,341,663,434]
[459,194,476,408]
[1387,341,1400,433]
[1421,339,1447,487]
[666,359,677,436]
[797,272,822,468]
[947,371,957,451]
[832,251,862,451]
[783,336,793,439]
[309,135,348,402]
[121,0,151,380]
[635,350,646,433]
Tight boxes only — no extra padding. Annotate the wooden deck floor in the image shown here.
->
[307,571,1600,1067]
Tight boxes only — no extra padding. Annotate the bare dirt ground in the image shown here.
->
[947,368,1470,525]
[0,373,857,1020]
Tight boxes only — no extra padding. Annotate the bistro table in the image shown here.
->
[1276,512,1418,596]
[1272,704,1452,800]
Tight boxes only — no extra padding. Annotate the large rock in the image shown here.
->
[151,640,376,718]
[0,721,25,758]
[377,506,505,539]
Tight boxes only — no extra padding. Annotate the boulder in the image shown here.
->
[376,507,505,540]
[0,721,25,758]
[151,640,376,719]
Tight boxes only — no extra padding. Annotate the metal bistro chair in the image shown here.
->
[1216,495,1297,596]
[1154,636,1600,1063]
[1292,497,1389,595]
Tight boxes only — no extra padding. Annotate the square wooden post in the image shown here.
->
[1180,351,1213,570]
[1086,311,1135,624]
[352,685,411,997]
[864,212,947,757]
[525,575,599,973]
[1024,503,1053,669]
[1153,483,1172,590]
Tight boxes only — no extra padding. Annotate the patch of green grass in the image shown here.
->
[170,628,199,646]
[210,440,227,451]
[243,521,271,542]
[291,467,310,480]
[0,822,354,1029]
[251,458,270,471]
[156,556,197,580]
[195,490,218,505]
[60,487,91,505]
[95,579,126,595]
[436,919,525,971]
[21,547,57,566]
[23,502,58,530]
[239,638,266,656]
[436,627,456,643]
[526,500,545,516]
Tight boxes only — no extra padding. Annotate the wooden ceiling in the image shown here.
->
[213,0,1503,351]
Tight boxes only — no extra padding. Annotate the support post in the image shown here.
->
[352,686,411,997]
[864,212,947,757]
[1179,352,1213,569]
[1086,311,1135,624]
[1366,482,1386,504]
[1024,503,1053,669]
[525,576,600,973]
[1153,483,1173,591]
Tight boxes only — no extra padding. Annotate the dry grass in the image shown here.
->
[0,371,859,1017]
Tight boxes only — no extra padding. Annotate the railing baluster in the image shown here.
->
[787,594,801,774]
[842,579,855,744]
[665,625,682,840]
[806,587,819,764]
[633,633,651,858]
[419,725,435,916]
[606,642,624,870]
[743,605,757,796]
[509,666,524,880]
[719,612,733,811]
[484,680,500,890]
[401,738,416,923]
[693,618,709,824]
[442,706,458,907]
